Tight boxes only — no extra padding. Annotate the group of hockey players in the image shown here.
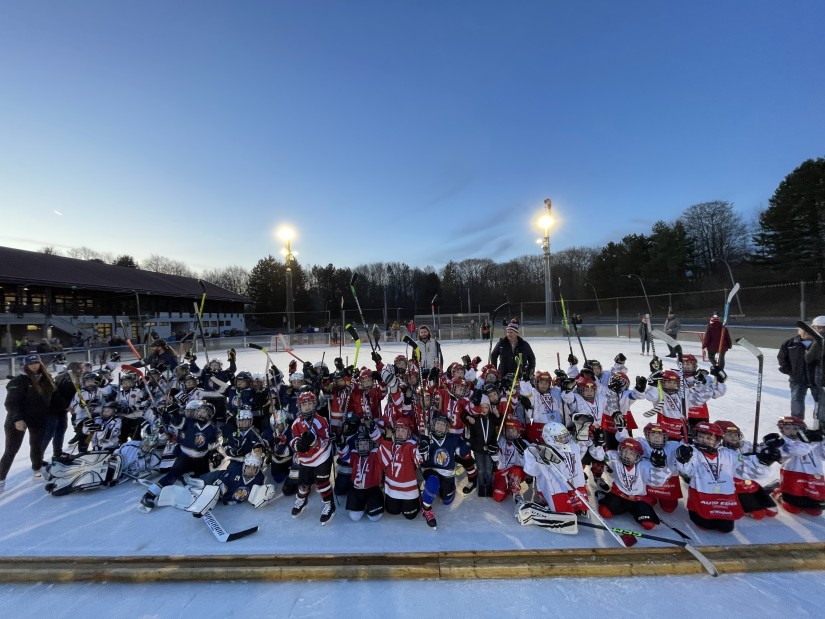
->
[20,329,825,536]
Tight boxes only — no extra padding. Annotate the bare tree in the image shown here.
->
[40,246,60,256]
[66,246,113,262]
[143,254,195,278]
[679,201,751,271]
[201,265,250,296]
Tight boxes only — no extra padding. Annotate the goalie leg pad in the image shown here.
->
[517,501,579,534]
[43,452,123,496]
[249,484,278,508]
[187,483,222,516]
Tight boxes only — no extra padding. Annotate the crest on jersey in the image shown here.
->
[233,487,249,502]
[194,433,206,448]
[434,448,449,467]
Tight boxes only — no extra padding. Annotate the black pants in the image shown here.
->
[1,420,46,480]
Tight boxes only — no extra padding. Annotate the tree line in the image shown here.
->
[41,157,825,324]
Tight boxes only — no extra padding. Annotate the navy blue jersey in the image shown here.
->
[277,385,300,417]
[176,418,220,458]
[220,426,265,460]
[262,426,294,464]
[218,463,265,504]
[421,433,470,477]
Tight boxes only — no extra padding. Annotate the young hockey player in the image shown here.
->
[463,395,501,497]
[524,422,593,514]
[116,370,151,442]
[633,422,682,513]
[222,409,265,465]
[199,352,236,391]
[561,374,608,491]
[716,419,778,519]
[520,370,564,443]
[342,423,384,522]
[600,372,641,449]
[139,400,221,511]
[225,371,258,426]
[675,421,776,532]
[683,354,727,432]
[347,368,385,421]
[85,401,123,452]
[774,417,825,516]
[378,417,422,522]
[439,376,478,494]
[261,408,296,495]
[418,412,472,529]
[68,372,108,453]
[289,391,335,524]
[214,451,267,505]
[598,438,670,530]
[492,417,528,503]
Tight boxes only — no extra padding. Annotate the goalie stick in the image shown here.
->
[716,282,740,371]
[736,337,765,446]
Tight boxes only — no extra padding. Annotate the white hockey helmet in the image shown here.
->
[243,452,263,478]
[541,422,572,453]
[237,408,254,431]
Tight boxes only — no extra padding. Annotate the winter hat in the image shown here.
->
[23,354,41,365]
[506,320,520,334]
[812,316,825,327]
[480,394,491,408]
[709,314,720,324]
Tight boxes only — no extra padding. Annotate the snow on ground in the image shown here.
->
[1,335,823,617]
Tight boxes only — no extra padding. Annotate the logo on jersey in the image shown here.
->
[434,448,450,467]
[194,433,206,448]
[233,487,249,502]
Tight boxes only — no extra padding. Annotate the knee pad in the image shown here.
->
[441,490,456,506]
[367,511,383,522]
[349,510,365,522]
[403,508,419,520]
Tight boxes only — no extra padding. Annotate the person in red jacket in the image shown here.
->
[702,314,731,365]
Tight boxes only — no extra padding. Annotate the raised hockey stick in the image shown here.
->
[497,353,523,440]
[558,279,575,358]
[345,323,361,368]
[349,273,379,353]
[651,329,690,441]
[736,337,764,446]
[715,283,740,370]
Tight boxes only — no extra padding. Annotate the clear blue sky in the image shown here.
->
[1,1,823,273]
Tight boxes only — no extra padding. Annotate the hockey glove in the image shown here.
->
[288,360,297,374]
[762,433,785,450]
[561,378,576,393]
[371,371,381,383]
[460,354,471,370]
[650,448,667,468]
[518,395,532,411]
[427,367,440,382]
[612,411,626,430]
[185,352,197,363]
[484,444,499,455]
[83,417,101,432]
[634,376,648,392]
[567,354,578,366]
[303,361,316,377]
[709,365,727,383]
[649,357,663,373]
[334,357,345,372]
[648,370,663,384]
[554,369,568,380]
[694,369,709,384]
[228,348,236,363]
[756,446,782,466]
[418,441,429,460]
[295,430,316,453]
[371,351,382,363]
[592,428,606,447]
[608,375,626,393]
[675,444,693,464]
[614,353,627,364]
[471,356,482,370]
[209,451,224,468]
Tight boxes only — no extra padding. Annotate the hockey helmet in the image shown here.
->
[394,416,414,443]
[243,452,263,478]
[693,421,723,453]
[183,373,199,390]
[682,354,698,375]
[358,368,374,389]
[431,412,450,439]
[394,355,408,372]
[354,428,376,456]
[449,362,465,379]
[643,422,668,449]
[235,371,252,388]
[237,408,254,431]
[575,374,596,400]
[270,408,288,432]
[109,351,121,362]
[716,419,743,449]
[504,417,524,441]
[534,371,552,391]
[608,372,630,393]
[208,359,223,371]
[778,416,806,438]
[195,401,215,423]
[120,371,138,390]
[618,438,644,467]
[82,372,100,389]
[541,422,572,453]
[449,377,468,399]
[661,370,680,395]
[289,372,304,388]
[296,391,318,418]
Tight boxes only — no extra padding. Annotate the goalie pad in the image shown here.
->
[157,484,198,509]
[516,500,578,534]
[43,452,123,496]
[186,483,221,516]
[249,483,277,508]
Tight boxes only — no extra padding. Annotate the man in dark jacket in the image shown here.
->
[490,320,536,380]
[778,326,820,421]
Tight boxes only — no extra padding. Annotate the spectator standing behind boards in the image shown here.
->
[638,315,651,356]
[702,314,731,364]
[778,323,821,423]
[490,319,536,380]
[805,316,825,426]
[663,311,682,358]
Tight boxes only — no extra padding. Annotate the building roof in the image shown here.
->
[0,246,249,303]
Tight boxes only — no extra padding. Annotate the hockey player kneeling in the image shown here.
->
[774,417,825,516]
[378,417,422,522]
[216,452,272,508]
[343,424,384,522]
[676,421,774,532]
[289,391,336,524]
[524,423,592,515]
[139,400,221,511]
[419,412,472,529]
[598,438,669,530]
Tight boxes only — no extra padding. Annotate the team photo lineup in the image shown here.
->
[6,310,823,552]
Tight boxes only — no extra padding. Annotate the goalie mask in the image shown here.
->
[693,421,723,454]
[270,408,289,432]
[243,452,263,479]
[297,391,318,419]
[618,438,644,467]
[569,412,595,442]
[643,422,668,449]
[394,417,414,444]
[431,413,450,439]
[237,409,254,431]
[195,401,215,423]
[716,419,743,449]
[541,422,572,453]
[661,370,680,395]
[575,375,596,401]
[683,354,698,375]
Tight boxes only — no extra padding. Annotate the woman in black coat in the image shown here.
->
[1,355,64,489]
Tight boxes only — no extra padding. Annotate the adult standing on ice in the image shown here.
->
[663,311,682,358]
[702,314,731,365]
[1,354,63,490]
[778,323,821,422]
[490,319,535,379]
[638,314,652,356]
[416,324,443,382]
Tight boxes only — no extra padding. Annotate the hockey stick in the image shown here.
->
[541,444,628,547]
[715,283,740,371]
[345,323,361,368]
[558,280,575,358]
[121,364,163,410]
[193,302,211,365]
[736,338,764,446]
[487,298,510,363]
[497,353,523,440]
[349,273,379,353]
